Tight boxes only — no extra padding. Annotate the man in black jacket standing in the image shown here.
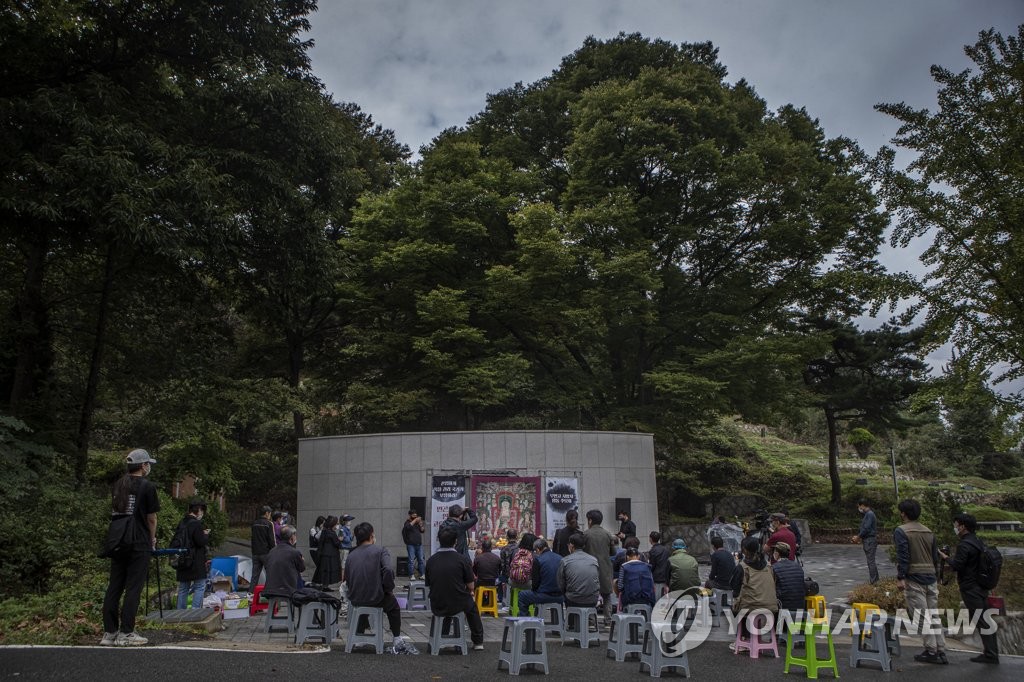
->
[647,531,670,598]
[250,506,276,589]
[940,513,999,665]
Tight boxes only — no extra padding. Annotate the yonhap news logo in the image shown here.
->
[650,589,714,656]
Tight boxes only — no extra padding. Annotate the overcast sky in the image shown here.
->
[305,1,1021,377]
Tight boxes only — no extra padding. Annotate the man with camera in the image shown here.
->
[441,504,478,562]
[939,513,999,665]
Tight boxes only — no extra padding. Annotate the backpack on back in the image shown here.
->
[508,548,533,584]
[976,540,1003,590]
[169,519,194,570]
[621,562,656,606]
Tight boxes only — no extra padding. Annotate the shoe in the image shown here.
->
[99,632,117,646]
[115,631,148,647]
[913,650,943,664]
[935,651,948,665]
[970,654,999,664]
[728,642,737,652]
[391,636,420,655]
[473,643,484,651]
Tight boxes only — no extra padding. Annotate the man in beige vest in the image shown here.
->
[894,498,946,665]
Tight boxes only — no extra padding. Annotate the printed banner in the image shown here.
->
[429,475,466,554]
[544,477,580,539]
[471,476,541,542]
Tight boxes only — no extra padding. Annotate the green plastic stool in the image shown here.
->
[510,588,520,617]
[785,621,839,679]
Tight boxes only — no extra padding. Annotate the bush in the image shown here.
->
[964,505,1024,523]
[847,577,960,619]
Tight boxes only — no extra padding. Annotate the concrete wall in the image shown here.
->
[297,430,657,571]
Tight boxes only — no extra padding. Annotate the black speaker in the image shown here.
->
[615,497,631,518]
[409,496,426,517]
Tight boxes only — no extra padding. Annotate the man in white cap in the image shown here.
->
[100,448,159,646]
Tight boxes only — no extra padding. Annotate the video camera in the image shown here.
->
[751,510,771,532]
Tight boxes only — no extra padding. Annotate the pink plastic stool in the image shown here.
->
[734,610,779,659]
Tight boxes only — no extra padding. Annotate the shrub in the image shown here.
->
[964,505,1024,523]
[847,577,960,619]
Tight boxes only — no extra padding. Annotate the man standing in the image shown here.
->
[583,509,615,624]
[647,531,671,597]
[940,513,999,664]
[345,522,417,654]
[441,504,478,562]
[264,525,306,593]
[894,498,947,665]
[250,506,276,589]
[668,539,700,593]
[425,526,485,650]
[173,498,210,610]
[558,533,600,607]
[101,449,160,647]
[402,510,426,579]
[518,538,564,614]
[853,500,879,584]
[552,509,579,557]
[764,513,797,562]
[616,510,637,542]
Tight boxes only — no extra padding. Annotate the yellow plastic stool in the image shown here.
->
[850,602,880,644]
[805,595,828,624]
[476,585,499,617]
[784,621,839,679]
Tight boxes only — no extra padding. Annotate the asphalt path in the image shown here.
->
[2,641,1019,680]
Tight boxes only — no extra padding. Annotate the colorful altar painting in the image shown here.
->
[471,476,541,539]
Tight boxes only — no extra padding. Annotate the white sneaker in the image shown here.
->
[99,632,117,646]
[115,631,148,647]
[473,643,485,651]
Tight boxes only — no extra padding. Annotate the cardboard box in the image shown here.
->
[222,597,250,610]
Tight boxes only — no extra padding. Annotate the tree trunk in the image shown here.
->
[74,244,116,489]
[286,330,305,440]
[7,228,51,412]
[825,406,842,505]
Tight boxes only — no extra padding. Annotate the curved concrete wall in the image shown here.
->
[297,430,658,573]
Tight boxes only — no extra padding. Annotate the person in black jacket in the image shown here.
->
[250,506,276,589]
[705,535,737,590]
[771,542,805,612]
[314,515,343,588]
[552,510,580,558]
[647,531,671,598]
[940,513,999,665]
[174,499,210,609]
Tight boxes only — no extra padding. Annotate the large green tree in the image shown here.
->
[875,26,1024,391]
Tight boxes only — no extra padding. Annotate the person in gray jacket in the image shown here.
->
[557,533,600,607]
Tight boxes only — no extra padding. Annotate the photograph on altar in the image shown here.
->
[471,476,540,539]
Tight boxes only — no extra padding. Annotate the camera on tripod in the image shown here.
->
[751,510,771,532]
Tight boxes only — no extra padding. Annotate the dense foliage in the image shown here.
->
[1,5,1022,605]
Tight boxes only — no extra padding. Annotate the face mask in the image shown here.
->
[953,524,960,535]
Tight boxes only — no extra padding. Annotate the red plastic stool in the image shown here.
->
[250,584,269,616]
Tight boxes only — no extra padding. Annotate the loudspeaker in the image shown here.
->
[409,496,426,517]
[615,497,631,518]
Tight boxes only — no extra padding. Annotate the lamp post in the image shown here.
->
[889,445,899,500]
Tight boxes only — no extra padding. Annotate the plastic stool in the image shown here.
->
[785,620,839,678]
[428,612,469,655]
[345,605,384,654]
[265,596,294,634]
[562,606,600,648]
[537,602,564,638]
[294,601,337,646]
[626,603,652,621]
[850,611,891,671]
[734,610,779,659]
[498,617,548,675]
[639,620,690,678]
[476,586,499,618]
[250,584,269,616]
[606,613,645,662]
[806,595,828,624]
[509,588,521,617]
[406,580,429,610]
[709,589,731,624]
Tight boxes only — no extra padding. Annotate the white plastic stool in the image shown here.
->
[345,605,384,653]
[405,580,429,610]
[606,612,645,662]
[498,617,548,675]
[428,612,469,655]
[640,621,691,678]
[562,606,600,648]
[264,596,294,634]
[294,601,337,645]
[626,603,652,621]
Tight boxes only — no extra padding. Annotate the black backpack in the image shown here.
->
[169,519,194,570]
[976,540,1003,590]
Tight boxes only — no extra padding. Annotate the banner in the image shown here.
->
[544,477,580,539]
[471,476,541,541]
[429,475,466,554]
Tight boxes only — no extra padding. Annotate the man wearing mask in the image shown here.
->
[894,498,947,665]
[264,525,306,592]
[250,506,276,589]
[940,514,999,665]
[852,500,879,584]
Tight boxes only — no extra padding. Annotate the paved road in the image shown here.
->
[3,641,1018,680]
